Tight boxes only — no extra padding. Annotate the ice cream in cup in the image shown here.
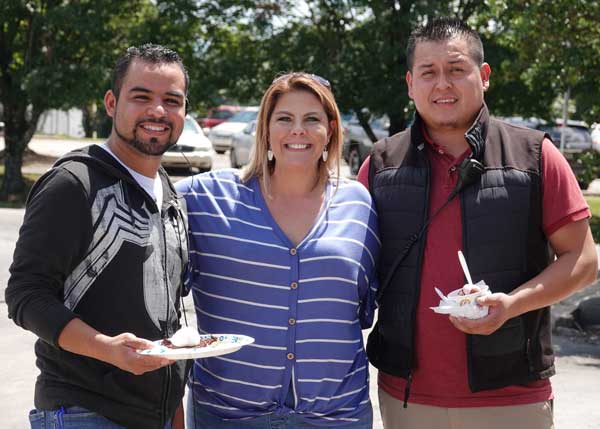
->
[431,281,491,319]
[446,282,490,318]
[430,251,492,319]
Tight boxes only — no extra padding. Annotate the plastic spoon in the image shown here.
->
[434,287,450,303]
[458,251,473,285]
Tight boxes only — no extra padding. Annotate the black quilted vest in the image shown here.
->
[367,106,556,392]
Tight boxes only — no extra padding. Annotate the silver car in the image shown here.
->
[539,123,593,154]
[207,107,259,154]
[161,115,215,172]
[342,114,390,176]
[230,120,256,168]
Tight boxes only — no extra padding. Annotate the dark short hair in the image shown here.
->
[406,17,484,71]
[111,43,189,99]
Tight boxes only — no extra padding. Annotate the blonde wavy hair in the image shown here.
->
[241,73,342,191]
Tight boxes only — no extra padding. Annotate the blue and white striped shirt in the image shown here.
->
[176,169,380,425]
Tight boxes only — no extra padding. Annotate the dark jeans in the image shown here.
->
[28,406,172,429]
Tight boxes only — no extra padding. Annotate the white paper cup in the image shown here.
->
[433,281,491,319]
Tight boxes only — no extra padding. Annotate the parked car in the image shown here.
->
[208,107,259,154]
[538,120,593,154]
[230,120,256,168]
[500,117,594,189]
[342,113,390,175]
[497,116,541,129]
[538,120,593,189]
[591,124,600,153]
[197,105,240,132]
[161,115,215,172]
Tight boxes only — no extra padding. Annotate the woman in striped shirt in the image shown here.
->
[177,72,380,428]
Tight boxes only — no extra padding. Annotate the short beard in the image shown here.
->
[114,116,177,156]
[436,119,459,129]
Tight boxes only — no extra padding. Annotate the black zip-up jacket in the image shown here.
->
[6,145,189,429]
[367,106,555,393]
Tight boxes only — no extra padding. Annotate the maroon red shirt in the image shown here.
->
[357,136,590,407]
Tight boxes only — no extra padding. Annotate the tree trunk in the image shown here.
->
[81,103,97,138]
[1,148,26,200]
[356,110,378,143]
[0,103,41,201]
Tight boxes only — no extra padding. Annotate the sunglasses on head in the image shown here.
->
[272,72,331,89]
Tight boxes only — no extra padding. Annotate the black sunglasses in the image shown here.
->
[272,72,331,89]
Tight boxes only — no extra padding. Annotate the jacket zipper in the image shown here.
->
[160,201,173,426]
[404,153,430,407]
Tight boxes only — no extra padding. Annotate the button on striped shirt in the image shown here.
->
[176,170,380,425]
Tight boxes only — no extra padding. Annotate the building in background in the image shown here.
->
[37,109,84,138]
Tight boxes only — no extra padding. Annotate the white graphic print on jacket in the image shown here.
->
[63,183,176,330]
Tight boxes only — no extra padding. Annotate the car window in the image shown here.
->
[340,113,353,122]
[541,126,592,144]
[211,110,235,119]
[184,117,203,135]
[567,127,592,143]
[229,110,258,122]
[371,117,389,131]
[243,121,256,133]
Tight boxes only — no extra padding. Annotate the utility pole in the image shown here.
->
[559,87,570,154]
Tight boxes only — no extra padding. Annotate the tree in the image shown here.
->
[483,0,600,123]
[189,1,600,141]
[262,1,490,137]
[0,0,160,199]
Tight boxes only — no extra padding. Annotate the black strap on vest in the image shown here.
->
[376,157,484,301]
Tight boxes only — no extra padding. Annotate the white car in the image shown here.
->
[161,115,215,172]
[230,120,256,168]
[592,124,600,153]
[208,107,259,154]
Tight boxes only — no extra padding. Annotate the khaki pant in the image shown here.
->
[378,388,554,429]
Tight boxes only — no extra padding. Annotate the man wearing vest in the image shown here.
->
[357,17,598,429]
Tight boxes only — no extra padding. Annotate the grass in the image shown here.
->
[586,196,600,215]
[586,196,600,243]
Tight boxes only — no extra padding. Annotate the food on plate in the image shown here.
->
[161,326,211,348]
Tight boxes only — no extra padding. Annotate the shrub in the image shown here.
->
[572,151,600,190]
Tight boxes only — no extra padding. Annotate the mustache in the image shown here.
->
[135,118,173,128]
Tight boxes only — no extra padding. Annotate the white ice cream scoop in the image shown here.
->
[168,326,201,347]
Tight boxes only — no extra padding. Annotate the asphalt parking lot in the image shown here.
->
[1,137,599,428]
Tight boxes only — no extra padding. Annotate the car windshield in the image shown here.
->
[229,110,258,122]
[184,118,201,134]
[211,110,235,119]
[543,126,592,143]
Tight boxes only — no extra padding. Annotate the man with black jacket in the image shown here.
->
[6,44,190,429]
[357,18,598,429]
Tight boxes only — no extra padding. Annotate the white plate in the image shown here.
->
[137,334,255,360]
